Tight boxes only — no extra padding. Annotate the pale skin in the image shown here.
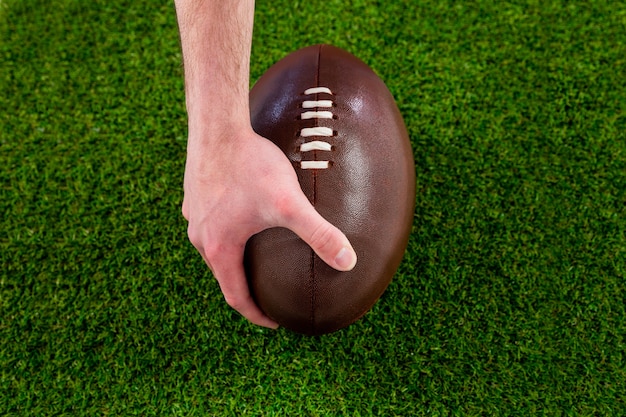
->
[174,0,357,329]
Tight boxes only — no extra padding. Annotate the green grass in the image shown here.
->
[2,0,626,415]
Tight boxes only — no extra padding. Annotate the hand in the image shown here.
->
[182,128,357,329]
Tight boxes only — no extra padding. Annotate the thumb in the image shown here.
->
[282,196,357,271]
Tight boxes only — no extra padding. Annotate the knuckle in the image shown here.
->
[273,193,298,222]
[187,227,221,262]
[187,227,202,248]
[224,293,246,311]
[308,222,337,254]
[181,202,189,221]
[202,242,221,262]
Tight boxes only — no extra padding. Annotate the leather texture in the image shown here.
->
[245,44,415,335]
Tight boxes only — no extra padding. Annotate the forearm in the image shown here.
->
[174,0,255,145]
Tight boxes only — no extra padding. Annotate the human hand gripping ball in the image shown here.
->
[182,129,357,329]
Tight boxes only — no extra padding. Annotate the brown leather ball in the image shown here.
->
[245,44,415,335]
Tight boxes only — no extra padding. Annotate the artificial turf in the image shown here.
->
[1,0,626,415]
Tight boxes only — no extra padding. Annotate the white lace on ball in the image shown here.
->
[299,87,334,169]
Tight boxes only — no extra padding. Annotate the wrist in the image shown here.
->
[186,119,255,160]
[185,93,253,145]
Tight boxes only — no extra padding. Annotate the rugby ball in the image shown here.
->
[245,44,415,335]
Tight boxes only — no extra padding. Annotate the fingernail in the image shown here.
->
[335,247,357,271]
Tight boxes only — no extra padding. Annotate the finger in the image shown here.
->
[282,196,357,271]
[208,247,279,329]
